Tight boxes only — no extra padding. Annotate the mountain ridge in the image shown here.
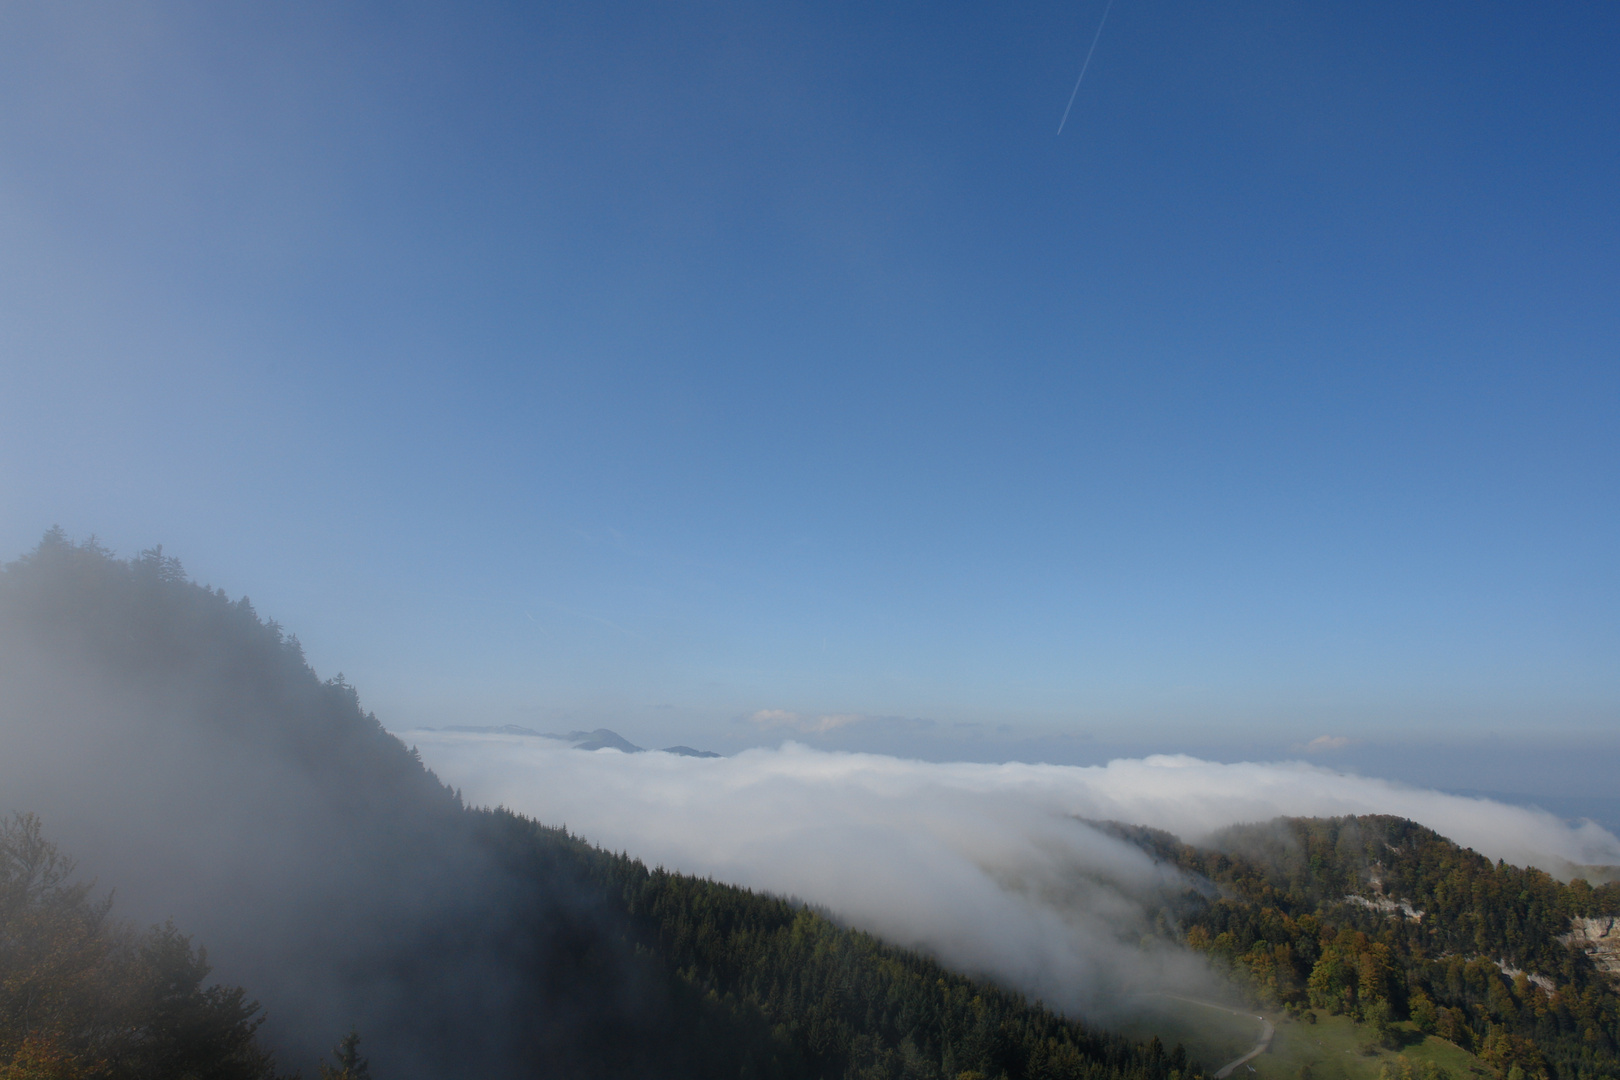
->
[0,532,1185,1080]
[433,724,721,757]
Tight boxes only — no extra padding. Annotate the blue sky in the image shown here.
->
[2,2,1616,791]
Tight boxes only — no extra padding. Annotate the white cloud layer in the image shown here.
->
[404,734,1620,1019]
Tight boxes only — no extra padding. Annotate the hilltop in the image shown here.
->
[1098,816,1620,1080]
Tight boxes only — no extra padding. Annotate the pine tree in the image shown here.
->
[318,1030,370,1080]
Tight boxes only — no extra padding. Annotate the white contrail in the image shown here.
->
[1057,0,1116,135]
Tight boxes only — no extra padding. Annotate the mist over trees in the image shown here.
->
[7,531,1615,1080]
[0,530,660,1076]
[0,532,766,1076]
[0,532,1200,1080]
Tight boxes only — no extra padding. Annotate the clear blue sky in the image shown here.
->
[2,3,1615,787]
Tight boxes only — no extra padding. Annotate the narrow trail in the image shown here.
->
[1145,994,1274,1078]
[1212,1012,1273,1078]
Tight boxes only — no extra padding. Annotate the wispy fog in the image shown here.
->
[406,732,1620,1017]
[0,540,710,1079]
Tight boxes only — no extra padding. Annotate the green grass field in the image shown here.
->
[1254,1012,1485,1080]
[1115,996,1260,1072]
[1116,999,1487,1080]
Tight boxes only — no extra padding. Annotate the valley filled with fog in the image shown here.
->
[6,2,1619,1076]
[405,730,1620,1018]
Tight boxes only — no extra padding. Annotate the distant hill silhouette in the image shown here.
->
[432,724,722,757]
[557,728,645,753]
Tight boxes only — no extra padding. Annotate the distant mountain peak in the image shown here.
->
[561,729,645,754]
[428,725,722,757]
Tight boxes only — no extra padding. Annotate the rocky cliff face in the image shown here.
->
[1562,916,1620,981]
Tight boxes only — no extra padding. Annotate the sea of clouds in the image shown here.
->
[403,733,1620,1018]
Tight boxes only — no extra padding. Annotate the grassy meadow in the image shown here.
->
[1118,998,1488,1080]
[1255,1012,1484,1080]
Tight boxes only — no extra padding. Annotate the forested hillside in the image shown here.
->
[1102,817,1620,1080]
[12,532,1616,1080]
[488,809,1196,1080]
[0,532,1197,1080]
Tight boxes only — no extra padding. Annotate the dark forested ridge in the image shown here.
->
[1098,817,1620,1080]
[488,810,1196,1080]
[0,532,1198,1080]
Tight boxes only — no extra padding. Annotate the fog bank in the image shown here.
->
[406,733,1620,1015]
[0,539,713,1080]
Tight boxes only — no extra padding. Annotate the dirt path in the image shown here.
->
[1146,995,1274,1078]
[1212,1012,1273,1078]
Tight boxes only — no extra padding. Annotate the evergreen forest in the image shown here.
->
[0,533,1196,1079]
[1,533,1616,1080]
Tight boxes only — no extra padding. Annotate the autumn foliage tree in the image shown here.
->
[1147,816,1620,1080]
[0,813,282,1080]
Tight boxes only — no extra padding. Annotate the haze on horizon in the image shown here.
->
[1,3,1615,801]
